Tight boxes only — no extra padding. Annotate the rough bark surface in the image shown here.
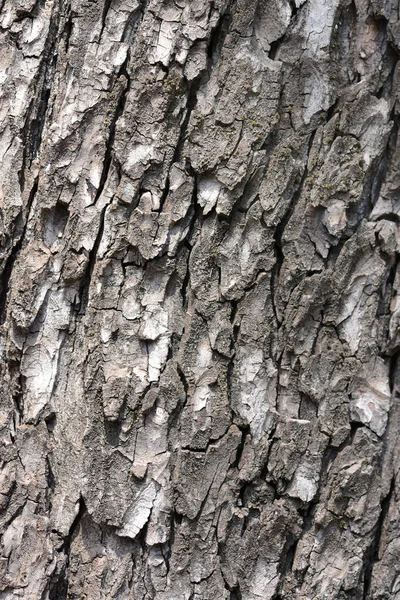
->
[1,0,400,598]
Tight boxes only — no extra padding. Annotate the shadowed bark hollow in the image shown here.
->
[1,0,400,599]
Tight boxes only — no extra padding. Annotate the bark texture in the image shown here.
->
[1,0,400,598]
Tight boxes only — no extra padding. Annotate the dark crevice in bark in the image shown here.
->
[136,517,150,554]
[15,0,43,21]
[386,253,398,293]
[163,510,181,575]
[268,35,285,61]
[274,532,299,597]
[375,213,400,223]
[99,0,113,41]
[20,5,60,179]
[218,165,263,223]
[292,437,347,551]
[176,363,189,405]
[104,417,125,447]
[92,53,131,208]
[122,5,144,44]
[50,496,86,600]
[349,420,366,438]
[362,477,395,599]
[370,118,399,330]
[219,563,240,598]
[62,6,74,53]
[232,422,250,469]
[295,499,319,553]
[371,115,399,224]
[326,96,340,122]
[178,178,201,311]
[207,1,234,67]
[45,455,56,511]
[225,297,239,413]
[0,176,38,325]
[139,0,150,15]
[260,123,281,155]
[229,585,243,600]
[325,232,350,267]
[267,1,297,63]
[45,411,57,433]
[324,117,392,266]
[77,203,108,315]
[288,0,300,20]
[383,46,400,100]
[270,242,283,328]
[160,77,203,208]
[376,254,397,328]
[159,0,235,214]
[156,337,189,435]
[309,308,325,355]
[359,143,391,223]
[262,0,301,59]
[147,80,200,216]
[177,240,192,310]
[172,75,198,161]
[77,53,132,314]
[168,246,190,312]
[314,422,362,508]
[271,131,316,328]
[8,352,26,424]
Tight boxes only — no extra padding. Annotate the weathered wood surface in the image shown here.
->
[0,1,400,598]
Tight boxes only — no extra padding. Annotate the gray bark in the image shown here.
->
[0,0,400,598]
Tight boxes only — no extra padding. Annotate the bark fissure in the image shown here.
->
[0,176,38,324]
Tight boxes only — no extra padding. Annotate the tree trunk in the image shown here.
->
[1,0,400,598]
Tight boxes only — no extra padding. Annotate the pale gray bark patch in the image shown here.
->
[0,0,400,599]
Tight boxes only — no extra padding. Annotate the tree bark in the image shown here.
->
[0,0,400,598]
